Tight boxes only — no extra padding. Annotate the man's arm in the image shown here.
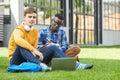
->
[38,29,46,48]
[13,29,33,51]
[59,30,68,52]
[32,29,39,49]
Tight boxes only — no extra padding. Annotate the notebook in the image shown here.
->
[51,57,76,71]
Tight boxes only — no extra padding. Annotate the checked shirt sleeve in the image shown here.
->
[38,29,45,48]
[59,30,68,52]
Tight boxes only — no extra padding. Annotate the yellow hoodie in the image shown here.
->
[8,25,38,60]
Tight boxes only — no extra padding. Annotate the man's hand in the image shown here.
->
[32,48,44,61]
[46,39,60,47]
[47,42,60,47]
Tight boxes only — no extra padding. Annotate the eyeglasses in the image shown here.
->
[53,23,59,29]
[54,20,63,27]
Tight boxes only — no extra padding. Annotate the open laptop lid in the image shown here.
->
[51,57,76,71]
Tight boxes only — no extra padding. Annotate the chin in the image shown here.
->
[29,24,33,27]
[29,23,34,26]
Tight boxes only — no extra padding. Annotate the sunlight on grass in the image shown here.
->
[0,47,120,60]
[79,48,120,60]
[0,47,8,57]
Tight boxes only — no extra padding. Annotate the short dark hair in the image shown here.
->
[55,13,64,20]
[24,7,37,16]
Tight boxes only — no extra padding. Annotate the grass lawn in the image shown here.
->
[0,46,120,80]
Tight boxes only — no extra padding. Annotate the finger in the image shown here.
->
[39,55,43,61]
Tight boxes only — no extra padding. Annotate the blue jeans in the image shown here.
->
[10,45,68,65]
[40,45,68,64]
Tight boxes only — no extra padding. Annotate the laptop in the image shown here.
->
[51,57,76,71]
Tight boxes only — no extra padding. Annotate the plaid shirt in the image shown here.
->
[38,26,68,52]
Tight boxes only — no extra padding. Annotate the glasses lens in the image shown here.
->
[54,20,62,27]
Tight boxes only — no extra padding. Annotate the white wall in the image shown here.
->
[102,30,120,45]
[10,0,24,26]
[3,24,11,47]
[10,0,24,35]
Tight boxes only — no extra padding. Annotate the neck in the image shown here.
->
[49,26,56,33]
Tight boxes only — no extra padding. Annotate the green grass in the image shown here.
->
[80,45,120,48]
[0,46,120,80]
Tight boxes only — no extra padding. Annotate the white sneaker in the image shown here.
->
[76,62,93,69]
[40,63,51,72]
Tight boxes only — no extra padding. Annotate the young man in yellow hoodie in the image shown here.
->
[8,7,54,72]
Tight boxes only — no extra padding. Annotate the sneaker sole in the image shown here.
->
[85,65,93,69]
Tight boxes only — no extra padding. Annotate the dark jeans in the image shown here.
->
[10,45,68,65]
[40,45,68,64]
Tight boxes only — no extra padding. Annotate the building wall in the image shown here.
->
[3,24,11,47]
[103,30,120,45]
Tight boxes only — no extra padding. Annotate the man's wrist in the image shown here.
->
[31,48,36,52]
[31,48,34,52]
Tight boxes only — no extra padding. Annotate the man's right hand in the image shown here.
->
[32,48,44,61]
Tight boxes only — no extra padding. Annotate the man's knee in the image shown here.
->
[16,46,24,50]
[48,45,59,49]
[17,46,28,51]
[16,46,31,54]
[72,46,81,53]
[65,46,80,57]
